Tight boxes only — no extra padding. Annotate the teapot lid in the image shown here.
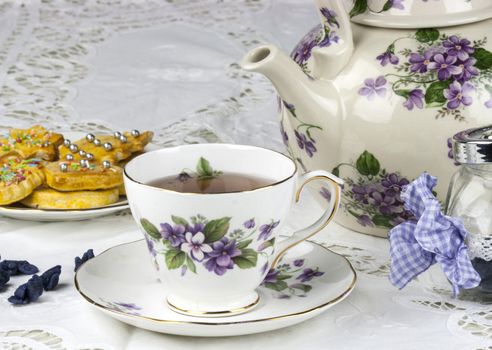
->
[345,0,492,28]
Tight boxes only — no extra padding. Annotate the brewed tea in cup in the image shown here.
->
[124,144,342,317]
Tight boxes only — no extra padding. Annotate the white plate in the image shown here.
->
[0,199,129,222]
[0,132,155,221]
[75,239,356,337]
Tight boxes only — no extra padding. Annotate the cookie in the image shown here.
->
[44,161,123,192]
[0,158,45,205]
[122,130,154,153]
[58,135,130,164]
[58,130,153,164]
[0,125,64,161]
[21,187,120,210]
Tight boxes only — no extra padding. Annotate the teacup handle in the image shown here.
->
[270,170,343,268]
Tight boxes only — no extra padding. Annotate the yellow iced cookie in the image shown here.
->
[0,125,64,161]
[58,130,153,164]
[0,158,45,205]
[122,130,154,153]
[44,161,123,192]
[21,187,120,209]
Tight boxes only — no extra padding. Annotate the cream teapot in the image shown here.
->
[241,0,492,237]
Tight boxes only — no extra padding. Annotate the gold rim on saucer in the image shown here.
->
[74,240,357,326]
[166,294,260,317]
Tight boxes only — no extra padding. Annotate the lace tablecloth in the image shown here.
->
[0,1,491,349]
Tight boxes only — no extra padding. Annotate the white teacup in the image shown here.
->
[124,144,342,317]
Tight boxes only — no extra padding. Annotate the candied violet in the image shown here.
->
[0,260,39,276]
[8,275,44,305]
[0,269,9,289]
[18,261,40,275]
[0,260,17,276]
[74,249,95,272]
[41,265,61,291]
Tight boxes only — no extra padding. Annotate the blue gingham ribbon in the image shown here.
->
[389,173,480,296]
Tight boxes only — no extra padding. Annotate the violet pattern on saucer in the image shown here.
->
[75,240,356,336]
[261,258,324,299]
[99,298,142,316]
[140,215,279,276]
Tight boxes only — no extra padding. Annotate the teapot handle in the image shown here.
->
[312,0,354,79]
[270,170,343,268]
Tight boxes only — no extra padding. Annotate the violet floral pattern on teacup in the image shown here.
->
[140,215,280,276]
[261,258,324,299]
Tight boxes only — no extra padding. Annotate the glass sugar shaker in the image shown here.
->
[447,125,492,294]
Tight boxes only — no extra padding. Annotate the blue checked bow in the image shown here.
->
[389,173,480,296]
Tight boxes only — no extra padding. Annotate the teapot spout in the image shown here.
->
[241,44,342,159]
[241,44,318,108]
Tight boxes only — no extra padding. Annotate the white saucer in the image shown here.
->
[0,198,128,222]
[75,239,356,337]
[0,132,156,222]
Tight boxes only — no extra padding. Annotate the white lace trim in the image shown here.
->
[467,233,492,261]
[0,0,279,149]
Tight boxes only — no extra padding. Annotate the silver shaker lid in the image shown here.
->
[453,125,492,164]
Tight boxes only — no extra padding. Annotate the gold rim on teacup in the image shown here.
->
[123,144,298,196]
[123,143,343,317]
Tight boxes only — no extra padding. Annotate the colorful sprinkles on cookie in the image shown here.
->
[0,158,42,186]
[0,126,152,208]
[2,127,54,148]
[0,126,63,161]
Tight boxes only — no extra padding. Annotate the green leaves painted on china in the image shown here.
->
[415,28,440,43]
[356,151,380,176]
[165,249,186,270]
[425,80,449,105]
[349,0,367,18]
[203,217,231,243]
[233,248,258,269]
[474,47,492,70]
[140,218,161,240]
